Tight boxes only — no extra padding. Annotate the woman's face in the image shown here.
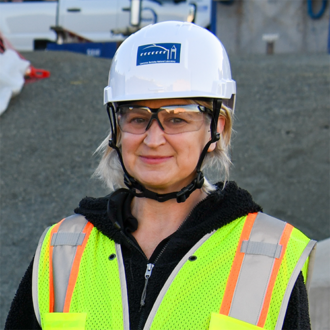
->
[120,98,224,194]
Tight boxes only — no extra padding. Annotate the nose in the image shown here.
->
[143,119,166,147]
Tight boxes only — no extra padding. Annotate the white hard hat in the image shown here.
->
[104,21,236,105]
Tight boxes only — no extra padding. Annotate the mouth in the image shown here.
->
[139,155,172,164]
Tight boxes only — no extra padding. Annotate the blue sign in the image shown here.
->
[137,43,181,66]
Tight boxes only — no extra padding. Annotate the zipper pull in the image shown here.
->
[140,263,154,309]
[145,263,154,279]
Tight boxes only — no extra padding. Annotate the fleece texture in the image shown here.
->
[5,182,311,330]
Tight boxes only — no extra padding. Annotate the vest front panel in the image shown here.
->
[148,216,246,329]
[38,226,125,330]
[264,227,312,329]
[68,227,124,329]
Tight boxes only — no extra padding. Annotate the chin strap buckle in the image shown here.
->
[176,171,205,203]
[195,171,205,188]
[108,139,116,148]
[124,174,148,198]
[214,132,220,142]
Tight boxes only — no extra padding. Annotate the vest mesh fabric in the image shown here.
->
[264,227,311,329]
[38,224,56,326]
[149,216,246,329]
[37,216,311,330]
[68,228,124,330]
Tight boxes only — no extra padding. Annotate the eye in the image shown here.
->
[164,116,189,126]
[169,117,187,124]
[129,116,148,124]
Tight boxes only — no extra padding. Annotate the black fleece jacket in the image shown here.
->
[5,182,311,330]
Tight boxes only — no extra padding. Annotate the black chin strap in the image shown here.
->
[106,100,221,203]
[123,172,204,203]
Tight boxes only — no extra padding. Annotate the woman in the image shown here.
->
[6,22,315,330]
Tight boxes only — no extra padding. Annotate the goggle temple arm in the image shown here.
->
[106,103,131,179]
[107,103,117,147]
[211,99,221,142]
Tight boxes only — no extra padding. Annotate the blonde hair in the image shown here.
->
[93,99,233,194]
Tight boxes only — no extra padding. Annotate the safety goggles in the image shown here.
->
[116,104,212,135]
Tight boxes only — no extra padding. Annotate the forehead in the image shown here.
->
[129,98,195,108]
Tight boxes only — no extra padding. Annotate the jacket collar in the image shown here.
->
[74,181,262,245]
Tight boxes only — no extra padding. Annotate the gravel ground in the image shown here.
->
[0,51,329,326]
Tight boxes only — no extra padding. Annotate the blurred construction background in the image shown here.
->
[214,0,329,54]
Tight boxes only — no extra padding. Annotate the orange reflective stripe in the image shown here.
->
[63,221,94,313]
[257,223,293,327]
[49,219,65,313]
[219,213,258,315]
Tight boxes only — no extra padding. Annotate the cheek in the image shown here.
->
[175,131,209,164]
[121,134,140,166]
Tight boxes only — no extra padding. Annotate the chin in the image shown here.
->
[133,171,196,193]
[139,179,190,195]
[140,182,171,192]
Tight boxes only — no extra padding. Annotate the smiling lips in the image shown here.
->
[139,155,172,164]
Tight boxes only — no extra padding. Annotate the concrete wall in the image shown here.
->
[215,0,329,54]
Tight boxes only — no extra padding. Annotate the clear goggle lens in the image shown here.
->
[117,104,211,135]
[221,95,236,114]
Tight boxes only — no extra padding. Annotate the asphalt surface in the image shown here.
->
[0,51,329,327]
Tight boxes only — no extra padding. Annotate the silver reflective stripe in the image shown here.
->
[32,226,50,326]
[52,214,88,312]
[229,212,286,325]
[241,240,282,259]
[143,231,215,330]
[306,242,317,292]
[51,232,85,246]
[275,239,317,330]
[116,243,130,330]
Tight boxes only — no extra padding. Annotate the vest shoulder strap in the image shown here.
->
[32,214,94,325]
[220,212,316,330]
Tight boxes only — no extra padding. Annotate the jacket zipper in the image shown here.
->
[140,263,154,308]
[121,195,210,330]
[137,196,208,329]
[139,238,170,309]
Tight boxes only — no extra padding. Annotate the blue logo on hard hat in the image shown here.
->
[137,43,181,66]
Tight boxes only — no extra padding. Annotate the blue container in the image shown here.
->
[46,42,118,58]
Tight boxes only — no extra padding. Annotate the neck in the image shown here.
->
[130,188,207,259]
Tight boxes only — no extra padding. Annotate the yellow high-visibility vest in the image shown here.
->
[32,212,316,330]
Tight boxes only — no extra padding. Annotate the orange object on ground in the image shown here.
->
[25,66,50,83]
[28,67,50,79]
[0,31,50,83]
